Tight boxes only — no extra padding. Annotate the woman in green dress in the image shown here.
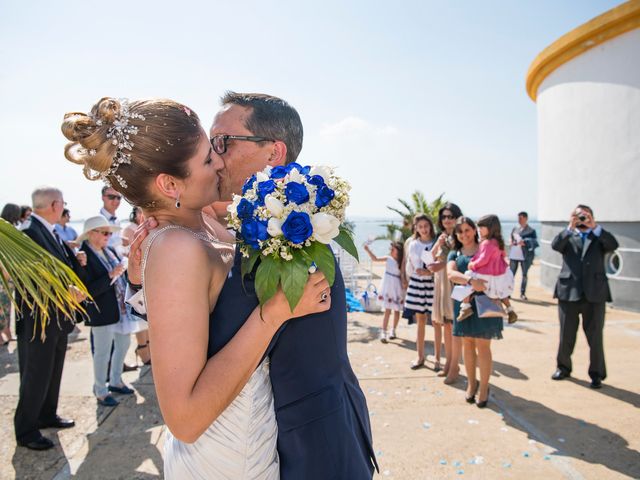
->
[447,216,503,408]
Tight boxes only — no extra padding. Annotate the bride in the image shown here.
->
[61,98,331,479]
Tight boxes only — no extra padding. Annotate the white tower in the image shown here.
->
[526,1,640,312]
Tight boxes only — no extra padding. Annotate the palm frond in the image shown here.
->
[0,219,89,340]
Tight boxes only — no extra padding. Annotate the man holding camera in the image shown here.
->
[551,205,618,389]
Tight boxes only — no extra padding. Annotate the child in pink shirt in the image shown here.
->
[458,215,517,323]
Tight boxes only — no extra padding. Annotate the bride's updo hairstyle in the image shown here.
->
[61,98,201,210]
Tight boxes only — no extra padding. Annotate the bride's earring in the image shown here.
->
[175,194,181,209]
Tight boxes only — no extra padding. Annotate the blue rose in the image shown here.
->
[300,165,311,175]
[285,182,310,205]
[286,162,302,173]
[242,174,256,195]
[237,198,255,220]
[281,211,313,245]
[256,180,277,201]
[241,218,269,249]
[315,185,335,208]
[270,166,288,179]
[307,174,325,187]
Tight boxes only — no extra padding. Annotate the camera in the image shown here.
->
[578,215,587,222]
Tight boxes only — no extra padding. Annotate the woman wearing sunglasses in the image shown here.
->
[79,216,134,407]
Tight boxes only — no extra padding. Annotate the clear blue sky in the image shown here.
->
[0,0,622,221]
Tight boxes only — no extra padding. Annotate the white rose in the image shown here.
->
[267,218,283,237]
[309,166,332,183]
[256,171,270,183]
[311,212,340,244]
[227,195,242,214]
[264,195,285,217]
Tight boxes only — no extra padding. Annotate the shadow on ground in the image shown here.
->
[492,386,640,479]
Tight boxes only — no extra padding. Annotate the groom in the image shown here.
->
[132,92,377,478]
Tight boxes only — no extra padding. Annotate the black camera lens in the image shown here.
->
[578,215,587,222]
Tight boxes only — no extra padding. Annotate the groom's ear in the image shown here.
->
[267,140,287,167]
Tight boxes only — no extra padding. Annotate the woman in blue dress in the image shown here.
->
[447,217,503,408]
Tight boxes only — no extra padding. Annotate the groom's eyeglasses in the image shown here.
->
[210,134,275,155]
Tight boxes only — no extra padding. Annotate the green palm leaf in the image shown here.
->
[0,219,89,340]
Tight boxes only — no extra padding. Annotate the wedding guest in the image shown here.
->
[99,189,137,372]
[364,242,404,343]
[1,203,21,345]
[458,214,517,324]
[14,187,87,450]
[121,206,150,365]
[18,205,32,227]
[400,223,415,324]
[54,208,78,247]
[404,214,436,370]
[551,205,618,389]
[509,211,538,300]
[79,216,135,406]
[428,202,463,383]
[448,216,503,407]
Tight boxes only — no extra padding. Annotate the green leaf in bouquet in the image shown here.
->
[241,248,260,279]
[309,241,335,287]
[281,250,309,311]
[334,227,359,262]
[255,254,282,306]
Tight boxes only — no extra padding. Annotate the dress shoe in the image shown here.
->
[108,384,135,395]
[465,380,480,404]
[122,363,138,372]
[476,386,490,409]
[97,395,119,407]
[38,416,75,429]
[590,378,603,389]
[551,369,570,381]
[18,435,54,451]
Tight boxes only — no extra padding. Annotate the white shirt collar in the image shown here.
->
[30,212,55,235]
[100,207,119,224]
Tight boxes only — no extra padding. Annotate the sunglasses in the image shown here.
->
[104,194,122,201]
[210,134,275,155]
[441,214,455,220]
[93,230,113,236]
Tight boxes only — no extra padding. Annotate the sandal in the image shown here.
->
[410,359,426,370]
[135,342,151,366]
[433,361,442,373]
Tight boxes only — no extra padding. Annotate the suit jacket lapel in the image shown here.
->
[31,217,69,265]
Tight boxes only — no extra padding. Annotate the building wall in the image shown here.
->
[535,28,640,312]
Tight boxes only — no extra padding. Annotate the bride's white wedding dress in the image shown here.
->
[163,358,279,479]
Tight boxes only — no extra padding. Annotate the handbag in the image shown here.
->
[474,294,505,318]
[508,245,525,261]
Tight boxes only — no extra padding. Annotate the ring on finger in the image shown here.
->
[321,290,329,301]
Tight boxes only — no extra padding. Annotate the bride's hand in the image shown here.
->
[127,216,159,284]
[263,272,331,325]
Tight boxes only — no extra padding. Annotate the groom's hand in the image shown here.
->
[128,217,159,285]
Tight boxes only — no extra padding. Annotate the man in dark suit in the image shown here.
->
[14,187,87,450]
[551,204,618,389]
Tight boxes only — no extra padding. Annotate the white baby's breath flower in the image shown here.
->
[256,171,270,183]
[286,169,305,184]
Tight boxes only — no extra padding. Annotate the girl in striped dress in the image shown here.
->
[404,214,436,369]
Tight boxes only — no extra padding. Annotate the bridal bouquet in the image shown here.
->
[227,163,358,309]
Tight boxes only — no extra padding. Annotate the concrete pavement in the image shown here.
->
[1,262,639,479]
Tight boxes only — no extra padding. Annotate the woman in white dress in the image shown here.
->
[62,98,331,479]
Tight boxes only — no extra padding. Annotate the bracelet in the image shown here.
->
[127,279,142,291]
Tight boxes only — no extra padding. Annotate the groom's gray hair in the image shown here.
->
[220,91,303,165]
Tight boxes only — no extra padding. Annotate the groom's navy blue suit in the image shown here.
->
[209,249,377,479]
